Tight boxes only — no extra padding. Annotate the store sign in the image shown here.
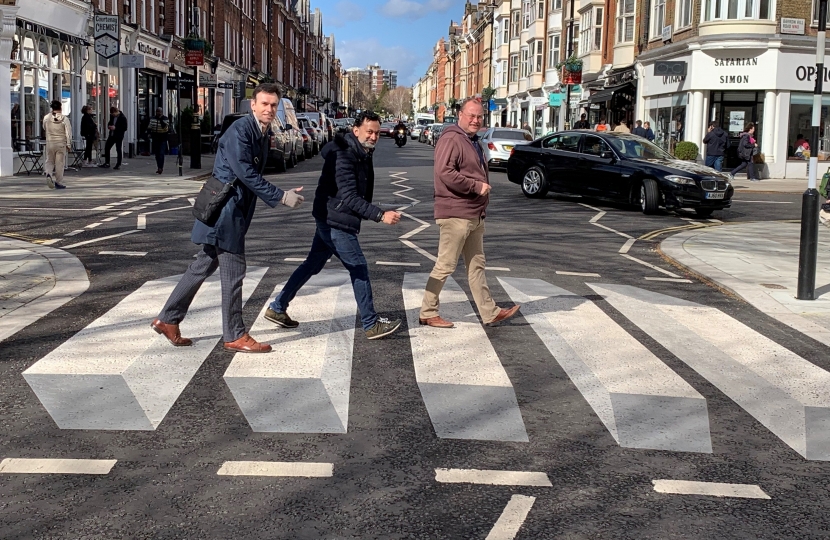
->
[795,65,830,83]
[781,18,805,35]
[93,15,119,40]
[185,50,204,66]
[137,41,165,60]
[218,82,234,89]
[120,54,145,69]
[549,93,561,107]
[199,72,217,88]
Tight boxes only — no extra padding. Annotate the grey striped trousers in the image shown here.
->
[158,244,247,342]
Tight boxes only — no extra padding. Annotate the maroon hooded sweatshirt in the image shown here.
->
[432,124,490,220]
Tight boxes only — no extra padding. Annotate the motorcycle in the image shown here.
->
[394,128,407,147]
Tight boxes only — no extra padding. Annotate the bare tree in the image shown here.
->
[382,87,413,119]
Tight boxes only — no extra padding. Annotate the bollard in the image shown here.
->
[190,122,201,169]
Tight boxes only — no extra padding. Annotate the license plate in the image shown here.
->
[504,145,514,151]
[705,192,725,199]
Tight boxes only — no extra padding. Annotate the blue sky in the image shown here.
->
[317,0,470,87]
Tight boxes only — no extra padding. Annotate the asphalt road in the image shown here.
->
[1,137,828,539]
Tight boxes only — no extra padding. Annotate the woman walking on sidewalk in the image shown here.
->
[80,106,97,166]
[731,123,760,182]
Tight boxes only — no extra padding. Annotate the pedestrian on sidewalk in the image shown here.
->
[643,121,655,142]
[152,83,305,354]
[418,97,520,329]
[632,120,647,138]
[574,113,590,129]
[147,107,169,174]
[100,107,127,170]
[264,110,404,340]
[41,100,71,190]
[731,123,760,181]
[703,121,728,171]
[614,119,630,133]
[80,105,97,167]
[595,116,610,132]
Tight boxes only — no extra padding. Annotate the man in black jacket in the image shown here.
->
[100,106,127,169]
[703,121,728,171]
[264,110,404,340]
[80,105,97,166]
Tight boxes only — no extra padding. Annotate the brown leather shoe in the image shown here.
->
[486,305,521,326]
[151,319,193,346]
[224,333,272,353]
[418,316,454,328]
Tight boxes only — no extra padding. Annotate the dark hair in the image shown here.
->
[797,133,804,138]
[636,120,642,126]
[110,106,118,114]
[50,100,62,111]
[581,113,586,118]
[744,122,755,132]
[709,121,718,128]
[354,110,381,127]
[81,105,89,114]
[251,83,281,101]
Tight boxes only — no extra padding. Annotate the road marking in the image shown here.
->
[63,229,141,249]
[137,215,146,230]
[578,202,604,213]
[435,468,551,487]
[284,257,306,262]
[64,229,85,236]
[620,253,681,278]
[23,268,267,430]
[85,222,102,229]
[402,273,529,442]
[652,479,770,499]
[99,251,147,257]
[399,223,429,239]
[708,218,724,223]
[217,461,334,477]
[401,239,438,262]
[376,261,421,266]
[732,200,793,204]
[137,206,191,230]
[644,277,693,283]
[593,283,830,460]
[187,197,196,206]
[485,495,537,540]
[555,271,600,277]
[101,216,118,222]
[117,211,133,216]
[500,278,712,453]
[486,266,511,271]
[39,239,60,245]
[224,270,357,433]
[589,211,606,223]
[619,238,636,254]
[0,458,116,475]
[592,222,634,239]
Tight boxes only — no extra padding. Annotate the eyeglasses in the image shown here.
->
[462,112,484,120]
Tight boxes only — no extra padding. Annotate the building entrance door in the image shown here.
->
[710,91,763,169]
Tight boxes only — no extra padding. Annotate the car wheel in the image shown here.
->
[312,143,319,156]
[640,179,660,214]
[694,208,714,218]
[287,151,296,168]
[521,166,549,198]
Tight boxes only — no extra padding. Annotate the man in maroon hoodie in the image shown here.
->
[418,98,520,328]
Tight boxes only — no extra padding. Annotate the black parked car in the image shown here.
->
[506,131,734,217]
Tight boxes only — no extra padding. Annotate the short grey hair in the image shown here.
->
[458,97,483,113]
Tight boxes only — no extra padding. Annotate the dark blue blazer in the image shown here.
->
[191,113,285,254]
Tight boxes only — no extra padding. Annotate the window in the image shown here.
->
[502,19,509,43]
[813,0,830,23]
[278,15,284,40]
[510,53,519,82]
[521,46,529,77]
[547,34,560,68]
[502,60,508,85]
[580,9,592,54]
[535,40,543,73]
[676,0,692,27]
[141,0,147,29]
[616,0,635,42]
[511,10,520,38]
[581,135,613,156]
[262,0,267,22]
[651,0,665,36]
[551,0,562,10]
[537,0,545,19]
[704,0,771,20]
[544,133,582,151]
[581,9,601,53]
[523,0,531,29]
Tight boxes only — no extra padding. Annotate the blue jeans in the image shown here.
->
[270,220,377,330]
[705,155,724,171]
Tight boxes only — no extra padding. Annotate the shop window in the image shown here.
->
[548,34,560,69]
[788,94,830,161]
[645,94,687,154]
[650,0,665,37]
[23,35,34,63]
[37,38,48,67]
[617,0,635,43]
[676,0,693,28]
[704,0,773,20]
[10,64,20,143]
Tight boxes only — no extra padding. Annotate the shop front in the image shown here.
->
[638,38,830,178]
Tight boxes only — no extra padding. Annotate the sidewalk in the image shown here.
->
[661,221,830,345]
[0,154,214,199]
[731,176,808,193]
[0,236,88,343]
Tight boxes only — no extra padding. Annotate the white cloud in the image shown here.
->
[379,0,454,19]
[338,38,428,87]
[327,1,365,27]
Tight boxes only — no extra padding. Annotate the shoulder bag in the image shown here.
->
[192,176,235,226]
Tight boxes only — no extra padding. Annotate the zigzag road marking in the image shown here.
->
[402,273,528,442]
[499,277,712,453]
[390,171,435,262]
[23,267,267,430]
[224,270,358,433]
[593,283,830,460]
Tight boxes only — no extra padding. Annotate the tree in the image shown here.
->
[382,87,414,119]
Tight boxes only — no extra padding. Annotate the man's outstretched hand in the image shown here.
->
[281,186,304,208]
[382,211,401,225]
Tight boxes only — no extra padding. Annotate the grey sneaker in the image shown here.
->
[365,317,402,340]
[264,308,299,328]
[46,174,54,189]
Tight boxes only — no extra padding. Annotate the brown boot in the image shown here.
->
[151,319,193,346]
[224,333,272,353]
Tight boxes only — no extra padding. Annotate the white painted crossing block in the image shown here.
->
[224,270,357,433]
[402,273,528,442]
[592,283,830,460]
[23,267,267,430]
[499,277,712,453]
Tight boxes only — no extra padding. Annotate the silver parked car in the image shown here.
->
[410,125,424,140]
[481,128,533,168]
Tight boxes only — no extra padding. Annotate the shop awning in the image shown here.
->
[589,82,635,104]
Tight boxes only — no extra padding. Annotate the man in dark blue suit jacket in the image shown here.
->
[152,83,305,353]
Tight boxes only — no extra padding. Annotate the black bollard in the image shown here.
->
[797,188,821,300]
[190,122,201,169]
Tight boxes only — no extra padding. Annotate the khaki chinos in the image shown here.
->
[419,216,501,323]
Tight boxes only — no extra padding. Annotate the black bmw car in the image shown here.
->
[506,131,734,217]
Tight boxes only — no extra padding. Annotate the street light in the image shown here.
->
[564,0,576,128]
[797,0,827,300]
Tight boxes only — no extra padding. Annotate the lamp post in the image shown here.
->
[564,0,576,129]
[797,0,827,300]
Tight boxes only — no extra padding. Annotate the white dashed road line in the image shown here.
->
[63,229,141,249]
[376,261,421,266]
[434,468,552,487]
[216,461,334,477]
[652,479,770,499]
[620,253,682,278]
[0,458,117,475]
[99,251,147,257]
[101,216,118,222]
[485,495,537,540]
[486,266,511,271]
[645,277,693,283]
[64,229,85,236]
[555,271,600,277]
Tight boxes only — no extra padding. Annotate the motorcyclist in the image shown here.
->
[394,120,407,139]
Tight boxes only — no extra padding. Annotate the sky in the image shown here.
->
[315,0,471,87]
